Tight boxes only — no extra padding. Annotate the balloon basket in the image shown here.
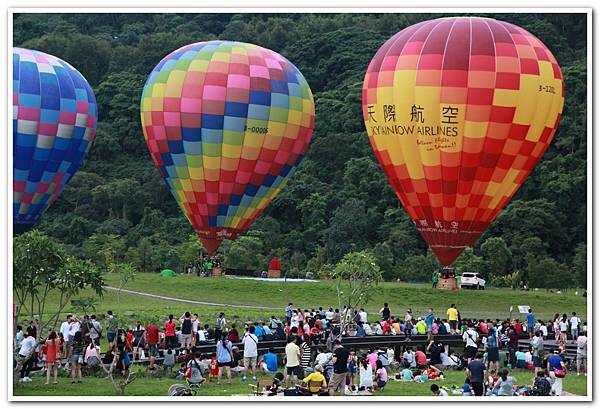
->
[437,277,459,290]
[267,269,281,278]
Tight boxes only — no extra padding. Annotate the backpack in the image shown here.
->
[532,378,551,396]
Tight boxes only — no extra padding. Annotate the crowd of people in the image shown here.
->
[14,303,587,397]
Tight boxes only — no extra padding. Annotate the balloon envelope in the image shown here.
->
[13,48,97,231]
[363,17,564,265]
[141,41,315,253]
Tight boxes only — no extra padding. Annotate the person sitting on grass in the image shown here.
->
[186,352,207,387]
[515,349,526,369]
[492,368,516,396]
[462,377,473,396]
[259,347,279,375]
[374,360,388,390]
[83,339,101,374]
[175,363,187,380]
[359,357,373,391]
[431,383,449,396]
[163,348,176,373]
[265,372,284,396]
[400,361,413,381]
[297,365,328,395]
[530,370,551,396]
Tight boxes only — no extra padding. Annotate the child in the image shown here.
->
[347,349,358,390]
[401,362,413,381]
[175,363,187,380]
[266,372,284,396]
[163,348,176,373]
[414,369,428,383]
[462,377,473,396]
[487,369,498,387]
[208,353,219,382]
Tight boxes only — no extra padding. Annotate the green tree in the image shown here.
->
[13,230,104,335]
[527,255,572,289]
[453,247,484,273]
[573,243,586,287]
[331,251,382,333]
[480,237,513,278]
[108,262,137,304]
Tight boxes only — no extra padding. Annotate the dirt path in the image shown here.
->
[103,286,279,310]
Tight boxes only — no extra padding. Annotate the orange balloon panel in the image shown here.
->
[362,17,564,265]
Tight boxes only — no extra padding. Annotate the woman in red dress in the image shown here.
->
[45,331,60,384]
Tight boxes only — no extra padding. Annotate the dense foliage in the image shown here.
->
[14,13,587,287]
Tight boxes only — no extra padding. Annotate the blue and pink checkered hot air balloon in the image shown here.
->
[13,47,97,233]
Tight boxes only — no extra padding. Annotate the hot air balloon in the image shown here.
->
[13,47,97,233]
[362,17,564,266]
[141,41,315,254]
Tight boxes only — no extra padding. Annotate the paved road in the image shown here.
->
[103,286,279,310]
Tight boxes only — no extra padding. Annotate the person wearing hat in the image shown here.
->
[297,364,327,395]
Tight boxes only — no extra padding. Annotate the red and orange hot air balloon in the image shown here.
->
[363,17,564,266]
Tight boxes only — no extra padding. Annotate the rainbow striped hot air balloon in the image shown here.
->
[13,47,97,233]
[362,17,564,266]
[141,41,315,253]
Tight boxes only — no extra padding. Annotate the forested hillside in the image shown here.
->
[13,13,587,287]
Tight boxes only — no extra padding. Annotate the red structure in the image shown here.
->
[268,256,282,278]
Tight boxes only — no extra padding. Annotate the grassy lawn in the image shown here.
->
[16,273,586,331]
[103,272,586,320]
[13,366,587,397]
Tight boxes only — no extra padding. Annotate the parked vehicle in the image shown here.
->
[460,272,486,290]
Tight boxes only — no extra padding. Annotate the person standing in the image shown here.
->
[191,314,200,347]
[44,331,60,384]
[558,314,569,344]
[70,331,85,383]
[145,320,160,370]
[88,315,102,346]
[241,325,259,382]
[547,349,566,396]
[215,312,227,341]
[105,311,117,349]
[531,331,545,373]
[329,339,349,396]
[164,314,177,348]
[17,329,37,382]
[527,309,535,337]
[179,312,193,350]
[431,271,439,289]
[485,324,500,373]
[285,336,301,388]
[425,308,436,341]
[576,331,587,376]
[570,312,581,342]
[285,303,293,325]
[379,303,391,321]
[507,327,519,369]
[300,336,312,376]
[446,304,459,334]
[462,323,479,363]
[216,333,233,385]
[467,352,487,396]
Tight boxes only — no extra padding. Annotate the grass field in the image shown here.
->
[13,366,588,397]
[17,272,587,330]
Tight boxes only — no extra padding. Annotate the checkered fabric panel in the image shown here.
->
[141,41,315,249]
[362,17,564,265]
[13,47,97,227]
